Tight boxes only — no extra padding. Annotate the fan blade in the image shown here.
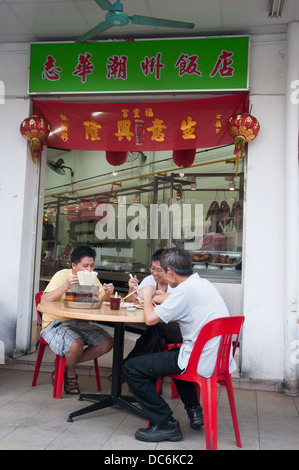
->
[76,21,113,43]
[130,15,194,29]
[94,0,116,11]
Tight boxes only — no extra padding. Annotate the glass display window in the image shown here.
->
[40,144,244,290]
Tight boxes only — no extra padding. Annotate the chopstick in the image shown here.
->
[122,290,138,301]
[122,288,157,307]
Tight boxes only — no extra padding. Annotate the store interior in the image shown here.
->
[40,144,244,293]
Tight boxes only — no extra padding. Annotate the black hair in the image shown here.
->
[151,248,166,262]
[160,248,193,276]
[71,246,96,265]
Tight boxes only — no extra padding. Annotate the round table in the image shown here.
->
[38,300,146,423]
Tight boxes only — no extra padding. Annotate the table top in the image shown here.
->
[38,300,145,323]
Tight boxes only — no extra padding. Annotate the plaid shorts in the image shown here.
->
[41,320,111,357]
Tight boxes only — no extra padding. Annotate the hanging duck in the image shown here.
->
[205,201,220,233]
[230,200,243,231]
[218,201,232,230]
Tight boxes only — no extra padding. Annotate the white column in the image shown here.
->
[283,21,299,396]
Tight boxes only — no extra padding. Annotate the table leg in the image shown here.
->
[67,322,145,423]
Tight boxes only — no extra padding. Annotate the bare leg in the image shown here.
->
[65,338,84,378]
[78,337,113,364]
[65,337,113,377]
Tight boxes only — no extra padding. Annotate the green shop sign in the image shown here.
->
[29,36,249,94]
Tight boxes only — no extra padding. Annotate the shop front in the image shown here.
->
[26,37,252,342]
[3,30,295,393]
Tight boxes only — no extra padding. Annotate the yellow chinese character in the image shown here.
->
[61,121,68,131]
[133,108,140,118]
[60,113,68,121]
[145,108,154,117]
[60,132,68,142]
[83,120,101,141]
[147,118,166,142]
[121,108,129,118]
[181,116,196,140]
[216,113,222,119]
[115,119,134,141]
[215,128,221,134]
[215,120,222,128]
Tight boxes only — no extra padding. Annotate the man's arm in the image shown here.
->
[41,274,76,302]
[153,292,171,304]
[42,278,114,303]
[140,285,162,326]
[101,283,114,301]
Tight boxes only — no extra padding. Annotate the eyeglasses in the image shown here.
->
[149,265,163,274]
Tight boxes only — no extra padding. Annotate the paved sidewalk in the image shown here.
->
[0,365,298,450]
[0,326,298,450]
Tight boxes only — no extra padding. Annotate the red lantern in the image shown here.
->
[228,113,260,155]
[173,149,196,168]
[20,115,51,163]
[106,151,127,166]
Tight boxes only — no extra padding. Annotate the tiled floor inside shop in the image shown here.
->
[0,326,298,451]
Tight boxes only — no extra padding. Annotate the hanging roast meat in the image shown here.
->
[230,201,243,231]
[205,201,220,232]
[218,201,232,229]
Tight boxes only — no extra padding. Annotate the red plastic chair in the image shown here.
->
[155,316,245,450]
[32,292,101,399]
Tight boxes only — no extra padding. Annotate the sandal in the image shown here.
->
[64,374,80,395]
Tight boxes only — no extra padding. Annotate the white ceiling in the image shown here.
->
[0,0,298,44]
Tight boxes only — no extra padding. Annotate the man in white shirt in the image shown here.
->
[123,247,232,442]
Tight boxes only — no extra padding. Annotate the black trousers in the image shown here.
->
[123,348,199,427]
[125,322,183,361]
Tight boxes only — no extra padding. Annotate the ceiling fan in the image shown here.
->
[47,158,74,177]
[76,0,195,43]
